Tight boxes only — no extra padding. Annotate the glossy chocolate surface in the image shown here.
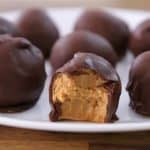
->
[17,8,59,58]
[50,52,121,122]
[127,51,150,115]
[74,9,130,57]
[0,35,46,112]
[129,19,150,56]
[50,31,118,70]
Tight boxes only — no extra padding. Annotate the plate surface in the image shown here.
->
[0,8,150,133]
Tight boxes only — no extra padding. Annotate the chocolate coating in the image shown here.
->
[0,35,46,112]
[50,52,121,122]
[127,51,150,116]
[17,8,59,58]
[74,9,130,57]
[129,19,150,56]
[0,17,20,36]
[50,31,118,70]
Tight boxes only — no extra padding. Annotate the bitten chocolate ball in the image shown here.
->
[129,19,150,56]
[0,17,20,36]
[74,9,130,57]
[50,52,121,123]
[17,8,59,58]
[127,51,150,116]
[50,31,118,70]
[0,35,46,112]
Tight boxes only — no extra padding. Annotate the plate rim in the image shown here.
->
[0,116,150,133]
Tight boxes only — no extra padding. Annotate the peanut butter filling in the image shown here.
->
[52,69,109,122]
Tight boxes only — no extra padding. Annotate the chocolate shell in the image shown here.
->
[17,8,59,58]
[0,35,46,112]
[50,31,118,70]
[49,52,121,123]
[74,9,130,57]
[0,17,20,36]
[127,51,150,116]
[129,19,150,56]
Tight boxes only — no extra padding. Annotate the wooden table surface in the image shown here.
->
[0,127,150,150]
[0,0,150,150]
[0,126,149,150]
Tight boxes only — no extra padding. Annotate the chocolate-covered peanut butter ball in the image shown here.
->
[129,19,150,56]
[74,10,130,57]
[17,8,59,58]
[0,17,20,36]
[50,52,121,123]
[0,35,46,112]
[127,51,150,116]
[50,31,118,70]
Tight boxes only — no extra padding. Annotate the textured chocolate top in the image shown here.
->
[57,52,119,82]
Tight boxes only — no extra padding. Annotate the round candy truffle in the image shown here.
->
[0,17,20,36]
[74,9,130,57]
[127,51,150,116]
[50,31,118,70]
[17,8,59,58]
[50,52,121,123]
[129,19,150,56]
[0,35,46,112]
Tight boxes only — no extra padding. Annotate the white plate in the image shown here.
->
[0,8,150,133]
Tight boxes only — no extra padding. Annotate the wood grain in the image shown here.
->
[0,126,150,149]
[0,141,87,150]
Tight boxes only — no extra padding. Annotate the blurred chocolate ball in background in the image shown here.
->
[0,17,20,36]
[17,8,59,58]
[129,19,150,56]
[74,9,130,58]
[50,31,118,70]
